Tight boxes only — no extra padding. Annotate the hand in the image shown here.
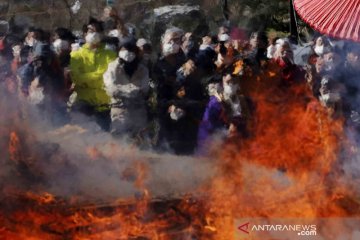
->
[182,60,196,76]
[214,92,224,102]
[202,36,212,45]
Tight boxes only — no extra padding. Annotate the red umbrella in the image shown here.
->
[293,0,360,42]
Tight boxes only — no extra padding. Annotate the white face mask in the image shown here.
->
[52,39,69,54]
[119,50,136,62]
[162,42,180,56]
[314,45,324,56]
[85,32,102,45]
[26,38,36,47]
[208,83,220,96]
[108,29,120,38]
[12,45,21,57]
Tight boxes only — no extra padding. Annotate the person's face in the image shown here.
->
[279,43,290,57]
[162,32,182,56]
[232,40,240,50]
[164,32,182,45]
[119,47,136,62]
[85,26,102,46]
[324,52,341,69]
[250,34,259,48]
[223,73,232,84]
[27,31,35,39]
[177,86,186,98]
[218,26,229,36]
[12,44,21,58]
[347,52,359,66]
[319,84,329,96]
[308,54,318,66]
[104,8,111,18]
[315,57,325,73]
[316,37,323,46]
[324,52,335,62]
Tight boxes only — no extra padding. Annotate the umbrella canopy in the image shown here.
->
[293,0,360,42]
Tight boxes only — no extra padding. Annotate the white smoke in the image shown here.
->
[0,84,214,204]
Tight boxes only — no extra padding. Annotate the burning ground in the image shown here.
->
[1,78,360,239]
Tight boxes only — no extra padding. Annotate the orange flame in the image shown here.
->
[1,69,359,240]
[8,131,22,164]
[202,81,354,239]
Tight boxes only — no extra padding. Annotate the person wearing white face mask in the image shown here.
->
[162,40,181,57]
[222,73,242,118]
[313,36,330,57]
[314,37,324,56]
[197,76,227,155]
[103,41,150,137]
[153,27,186,150]
[69,19,117,131]
[24,28,37,47]
[318,76,344,118]
[154,27,185,102]
[160,27,184,57]
[85,32,102,46]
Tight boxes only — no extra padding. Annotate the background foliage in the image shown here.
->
[0,0,310,39]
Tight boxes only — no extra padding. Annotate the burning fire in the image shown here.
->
[9,132,21,164]
[203,80,359,239]
[1,71,359,239]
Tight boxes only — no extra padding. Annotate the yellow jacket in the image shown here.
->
[70,43,117,111]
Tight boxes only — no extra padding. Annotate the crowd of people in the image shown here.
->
[1,6,360,155]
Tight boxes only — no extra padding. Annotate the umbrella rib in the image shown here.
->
[313,0,344,33]
[294,0,360,42]
[339,1,359,40]
[352,2,360,41]
[322,0,355,37]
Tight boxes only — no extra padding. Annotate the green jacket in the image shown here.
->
[70,43,117,112]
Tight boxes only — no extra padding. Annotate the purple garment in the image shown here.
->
[197,96,225,153]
